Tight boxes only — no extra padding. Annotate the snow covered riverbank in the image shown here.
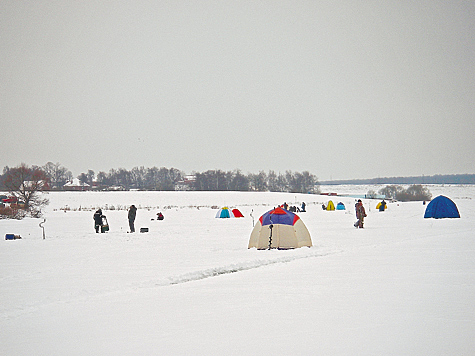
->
[1,185,474,355]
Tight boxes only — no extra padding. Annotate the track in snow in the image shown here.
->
[162,250,340,286]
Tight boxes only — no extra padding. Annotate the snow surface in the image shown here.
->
[1,185,474,355]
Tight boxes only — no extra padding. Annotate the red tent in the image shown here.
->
[232,208,244,218]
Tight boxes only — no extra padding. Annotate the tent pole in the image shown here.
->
[268,224,273,250]
[39,218,46,240]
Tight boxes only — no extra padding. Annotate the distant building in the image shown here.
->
[63,178,91,191]
[175,175,196,191]
[90,179,107,191]
[106,185,126,191]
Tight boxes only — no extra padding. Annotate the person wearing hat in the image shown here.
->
[354,199,367,228]
[93,209,104,233]
[128,205,137,233]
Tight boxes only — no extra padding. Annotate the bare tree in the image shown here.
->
[379,185,403,199]
[42,162,72,189]
[86,170,95,185]
[273,172,288,192]
[3,164,49,218]
[396,185,432,201]
[300,171,318,194]
[229,169,250,191]
[249,171,267,191]
[77,173,88,184]
[379,184,432,201]
[96,171,109,186]
[130,166,146,189]
[194,170,228,191]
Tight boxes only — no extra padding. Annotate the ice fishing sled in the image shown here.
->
[101,216,109,233]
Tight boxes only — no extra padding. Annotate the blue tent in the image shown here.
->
[336,202,345,210]
[424,195,460,219]
[215,207,235,218]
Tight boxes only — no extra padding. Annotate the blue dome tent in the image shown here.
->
[336,202,345,210]
[424,195,460,219]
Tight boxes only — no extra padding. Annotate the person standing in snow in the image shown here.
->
[301,202,306,212]
[128,205,137,233]
[354,199,366,228]
[93,209,103,233]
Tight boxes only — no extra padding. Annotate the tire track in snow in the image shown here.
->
[2,249,341,320]
[159,250,341,286]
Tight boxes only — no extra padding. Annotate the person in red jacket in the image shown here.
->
[354,200,367,228]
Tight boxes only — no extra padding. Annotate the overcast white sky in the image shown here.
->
[1,1,474,181]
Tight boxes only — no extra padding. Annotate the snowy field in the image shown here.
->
[1,184,474,355]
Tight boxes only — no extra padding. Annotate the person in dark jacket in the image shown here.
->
[128,205,137,233]
[93,209,103,233]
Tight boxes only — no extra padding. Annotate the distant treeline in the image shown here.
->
[0,163,319,194]
[320,174,475,185]
[2,162,472,193]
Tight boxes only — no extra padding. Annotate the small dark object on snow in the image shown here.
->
[5,234,21,240]
[140,227,149,233]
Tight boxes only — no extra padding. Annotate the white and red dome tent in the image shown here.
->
[248,207,312,249]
